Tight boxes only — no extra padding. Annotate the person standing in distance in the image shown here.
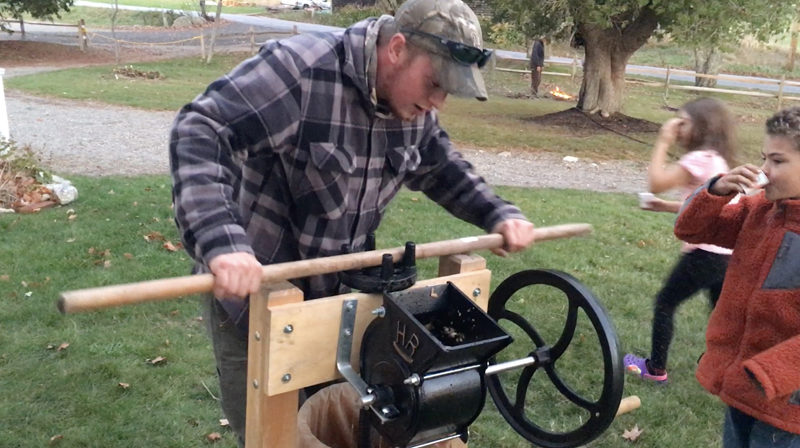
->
[530,37,546,97]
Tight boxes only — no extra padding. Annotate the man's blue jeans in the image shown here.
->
[724,406,800,448]
[205,295,248,448]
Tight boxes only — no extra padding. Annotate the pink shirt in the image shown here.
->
[677,149,732,255]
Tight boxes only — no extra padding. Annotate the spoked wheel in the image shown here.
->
[486,270,624,448]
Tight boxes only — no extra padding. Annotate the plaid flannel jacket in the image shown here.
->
[169,18,526,300]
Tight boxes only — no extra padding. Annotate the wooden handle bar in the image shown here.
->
[615,395,641,416]
[58,223,592,314]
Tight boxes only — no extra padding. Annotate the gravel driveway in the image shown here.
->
[5,83,649,194]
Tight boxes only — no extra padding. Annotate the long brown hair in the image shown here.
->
[681,97,737,165]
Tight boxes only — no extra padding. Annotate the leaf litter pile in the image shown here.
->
[0,141,57,213]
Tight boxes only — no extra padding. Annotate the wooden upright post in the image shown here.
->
[0,68,8,141]
[249,26,255,54]
[78,19,88,52]
[245,281,304,448]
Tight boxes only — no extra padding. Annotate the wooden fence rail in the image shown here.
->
[495,55,800,110]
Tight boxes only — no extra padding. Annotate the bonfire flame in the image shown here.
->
[550,86,575,100]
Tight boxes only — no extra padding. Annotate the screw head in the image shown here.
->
[254,331,261,341]
[283,324,293,334]
[281,373,292,383]
[344,328,352,337]
[472,288,481,297]
[252,380,259,389]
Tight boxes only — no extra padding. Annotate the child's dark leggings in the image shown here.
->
[650,249,730,371]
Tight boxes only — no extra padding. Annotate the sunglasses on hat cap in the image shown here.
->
[401,27,493,68]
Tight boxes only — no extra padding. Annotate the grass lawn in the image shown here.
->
[0,175,722,447]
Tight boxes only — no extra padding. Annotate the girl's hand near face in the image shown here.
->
[656,118,684,148]
[710,164,762,196]
[649,116,693,193]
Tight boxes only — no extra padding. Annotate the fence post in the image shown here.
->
[571,53,577,81]
[0,68,9,141]
[200,33,206,60]
[19,17,25,39]
[78,19,88,52]
[249,26,255,54]
[664,66,671,101]
[777,75,786,111]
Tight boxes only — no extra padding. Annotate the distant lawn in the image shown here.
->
[6,53,245,110]
[22,4,263,28]
[70,0,263,15]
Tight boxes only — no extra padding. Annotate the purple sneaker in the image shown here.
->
[624,354,668,383]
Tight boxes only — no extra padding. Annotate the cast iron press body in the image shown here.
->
[335,241,624,448]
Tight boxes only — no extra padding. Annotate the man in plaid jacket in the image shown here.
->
[169,0,536,443]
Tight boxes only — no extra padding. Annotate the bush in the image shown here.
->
[487,21,525,48]
[319,5,382,28]
[131,10,182,27]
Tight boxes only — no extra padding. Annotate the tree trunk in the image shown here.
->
[789,19,798,71]
[112,0,120,65]
[577,34,629,117]
[199,0,212,22]
[206,0,224,63]
[693,47,721,87]
[575,9,658,116]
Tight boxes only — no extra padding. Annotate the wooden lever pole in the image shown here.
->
[58,223,592,314]
[615,395,642,416]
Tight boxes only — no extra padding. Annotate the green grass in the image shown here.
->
[23,4,263,28]
[1,177,722,447]
[6,53,247,110]
[72,0,263,15]
[24,6,180,27]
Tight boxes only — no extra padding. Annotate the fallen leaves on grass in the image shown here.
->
[46,342,70,351]
[49,434,64,443]
[147,356,167,366]
[144,231,165,242]
[622,424,644,442]
[0,168,56,213]
[206,432,222,442]
[163,241,181,252]
[112,65,163,80]
[87,247,113,267]
[143,231,183,252]
[118,382,130,390]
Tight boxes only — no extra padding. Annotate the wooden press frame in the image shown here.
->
[245,254,488,448]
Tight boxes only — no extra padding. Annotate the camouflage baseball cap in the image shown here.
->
[395,0,491,101]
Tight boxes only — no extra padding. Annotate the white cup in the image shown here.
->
[638,192,655,208]
[743,171,769,195]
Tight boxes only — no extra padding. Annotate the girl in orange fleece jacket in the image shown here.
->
[675,106,800,447]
